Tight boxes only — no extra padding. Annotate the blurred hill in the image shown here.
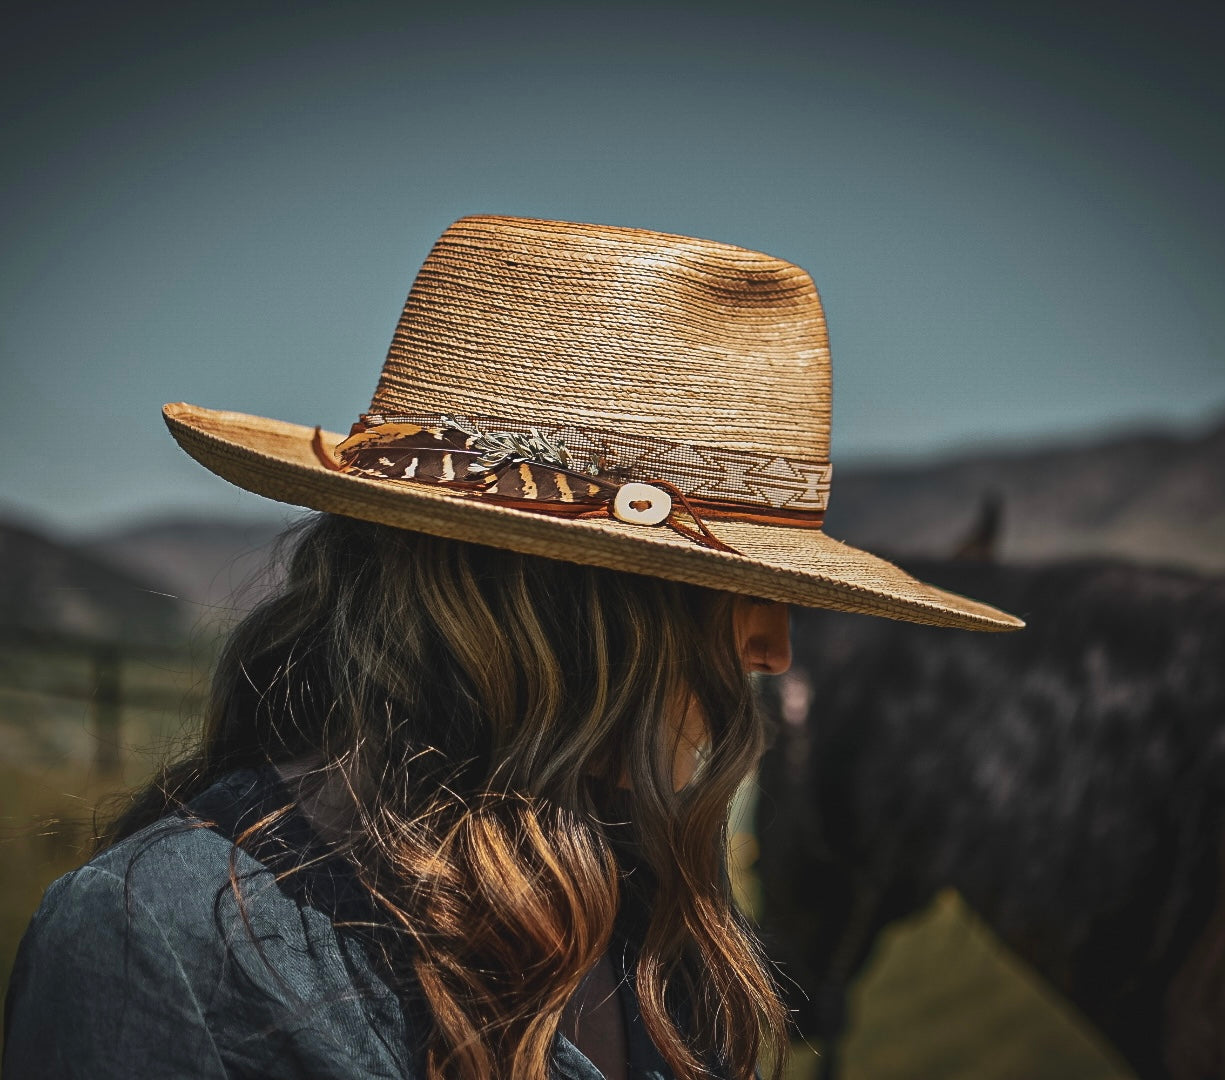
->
[79,516,292,630]
[826,416,1225,572]
[0,521,188,649]
[0,515,287,772]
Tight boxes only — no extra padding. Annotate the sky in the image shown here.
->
[2,0,1222,536]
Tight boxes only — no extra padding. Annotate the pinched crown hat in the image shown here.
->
[164,215,1022,631]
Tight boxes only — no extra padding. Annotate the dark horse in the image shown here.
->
[755,559,1225,1079]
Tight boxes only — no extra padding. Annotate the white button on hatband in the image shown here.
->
[612,482,672,526]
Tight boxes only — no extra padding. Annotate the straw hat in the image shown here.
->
[164,215,1022,631]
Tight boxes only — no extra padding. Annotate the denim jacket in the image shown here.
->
[3,769,689,1079]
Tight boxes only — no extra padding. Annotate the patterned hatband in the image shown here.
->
[354,412,832,516]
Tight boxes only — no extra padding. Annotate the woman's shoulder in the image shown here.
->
[4,768,417,1079]
[10,769,324,1004]
[36,769,287,933]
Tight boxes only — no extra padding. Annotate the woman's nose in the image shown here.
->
[737,601,792,675]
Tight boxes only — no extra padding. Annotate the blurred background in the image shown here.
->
[2,2,1222,1077]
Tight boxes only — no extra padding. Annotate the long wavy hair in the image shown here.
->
[104,512,787,1079]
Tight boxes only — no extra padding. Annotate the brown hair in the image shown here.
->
[105,513,787,1079]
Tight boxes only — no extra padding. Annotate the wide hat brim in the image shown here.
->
[164,403,1024,631]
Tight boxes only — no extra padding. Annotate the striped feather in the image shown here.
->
[487,462,616,503]
[341,445,488,484]
[337,420,617,503]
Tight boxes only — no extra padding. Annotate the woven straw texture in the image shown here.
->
[374,216,830,462]
[163,216,1023,632]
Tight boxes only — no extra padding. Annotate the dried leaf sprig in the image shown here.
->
[442,415,601,477]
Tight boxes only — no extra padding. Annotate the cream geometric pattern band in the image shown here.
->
[362,412,832,513]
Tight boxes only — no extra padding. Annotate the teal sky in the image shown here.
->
[2,2,1222,535]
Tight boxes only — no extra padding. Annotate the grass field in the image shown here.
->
[1,643,1134,1077]
[785,891,1134,1080]
[0,639,210,1007]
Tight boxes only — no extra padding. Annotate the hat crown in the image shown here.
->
[371,216,831,464]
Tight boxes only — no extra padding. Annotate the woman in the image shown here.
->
[3,216,1021,1080]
